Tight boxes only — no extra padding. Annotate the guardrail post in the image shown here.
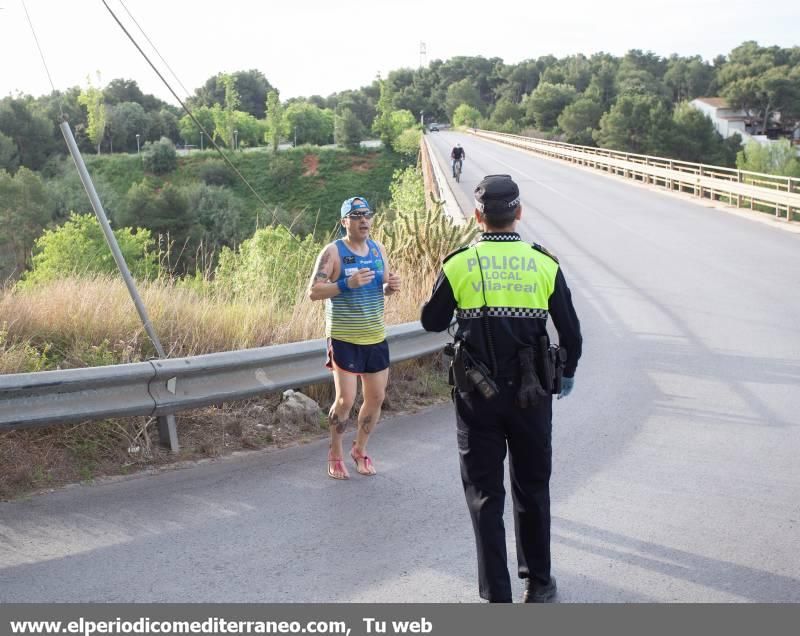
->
[698,166,704,199]
[736,171,742,208]
[159,414,179,451]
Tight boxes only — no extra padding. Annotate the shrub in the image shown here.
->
[44,158,122,223]
[198,160,235,187]
[214,225,321,305]
[392,128,422,156]
[375,166,479,276]
[20,212,157,288]
[142,137,177,175]
[736,139,800,177]
[184,183,244,248]
[118,180,200,273]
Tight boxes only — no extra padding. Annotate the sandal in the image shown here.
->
[327,451,349,480]
[350,444,377,476]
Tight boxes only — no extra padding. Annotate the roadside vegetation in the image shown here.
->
[0,161,478,499]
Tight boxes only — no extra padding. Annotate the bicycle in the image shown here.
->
[453,159,463,183]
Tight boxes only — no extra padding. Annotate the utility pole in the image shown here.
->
[60,120,179,452]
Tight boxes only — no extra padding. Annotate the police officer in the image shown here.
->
[420,174,582,603]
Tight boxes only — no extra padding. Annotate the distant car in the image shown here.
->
[429,124,439,132]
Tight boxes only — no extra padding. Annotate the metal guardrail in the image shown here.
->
[473,129,800,222]
[0,322,450,431]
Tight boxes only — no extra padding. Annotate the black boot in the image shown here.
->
[523,576,557,603]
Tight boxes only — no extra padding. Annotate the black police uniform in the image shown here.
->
[420,175,582,602]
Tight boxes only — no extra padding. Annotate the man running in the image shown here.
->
[307,196,402,479]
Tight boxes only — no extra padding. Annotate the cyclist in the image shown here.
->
[451,143,466,178]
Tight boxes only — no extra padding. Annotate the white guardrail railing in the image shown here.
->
[472,129,800,222]
[0,322,450,432]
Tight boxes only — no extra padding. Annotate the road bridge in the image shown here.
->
[1,133,798,602]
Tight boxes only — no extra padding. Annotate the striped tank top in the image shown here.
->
[325,238,385,345]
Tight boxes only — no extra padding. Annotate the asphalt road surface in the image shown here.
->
[1,133,798,603]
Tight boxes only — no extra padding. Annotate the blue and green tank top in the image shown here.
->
[325,238,385,345]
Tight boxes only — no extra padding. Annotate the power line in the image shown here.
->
[101,0,288,233]
[21,0,63,118]
[115,0,193,99]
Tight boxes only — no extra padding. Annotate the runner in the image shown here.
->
[307,197,402,479]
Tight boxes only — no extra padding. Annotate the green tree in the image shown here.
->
[664,55,714,102]
[736,139,800,177]
[668,101,732,164]
[594,94,672,155]
[78,79,108,154]
[147,108,180,144]
[557,96,604,144]
[372,79,397,146]
[525,82,578,130]
[106,101,149,153]
[188,70,274,119]
[118,180,200,272]
[452,104,482,128]
[264,90,285,152]
[489,98,523,129]
[212,73,240,149]
[0,167,52,274]
[586,58,618,108]
[492,60,540,103]
[231,110,261,148]
[284,102,334,145]
[616,68,665,97]
[717,42,800,133]
[184,183,244,249]
[178,106,216,147]
[0,96,59,170]
[21,212,157,287]
[445,79,484,120]
[0,131,18,172]
[334,107,364,149]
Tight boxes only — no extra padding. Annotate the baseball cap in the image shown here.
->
[340,196,372,218]
[474,174,520,214]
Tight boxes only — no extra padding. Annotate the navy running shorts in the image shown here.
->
[325,338,390,374]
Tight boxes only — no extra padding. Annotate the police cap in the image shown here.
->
[474,174,521,214]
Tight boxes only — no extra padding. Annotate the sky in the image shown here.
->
[1,0,798,105]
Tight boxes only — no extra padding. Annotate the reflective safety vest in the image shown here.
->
[443,238,559,317]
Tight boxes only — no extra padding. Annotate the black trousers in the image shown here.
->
[454,381,553,602]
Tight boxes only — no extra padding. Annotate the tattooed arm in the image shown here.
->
[307,243,343,301]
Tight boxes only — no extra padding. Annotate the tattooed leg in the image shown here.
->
[354,369,388,458]
[329,411,350,434]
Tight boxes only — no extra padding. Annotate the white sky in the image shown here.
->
[1,0,798,104]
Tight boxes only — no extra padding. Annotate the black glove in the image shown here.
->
[517,347,548,408]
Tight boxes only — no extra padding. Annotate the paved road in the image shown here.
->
[2,133,799,603]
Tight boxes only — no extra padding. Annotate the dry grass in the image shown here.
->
[0,257,431,371]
